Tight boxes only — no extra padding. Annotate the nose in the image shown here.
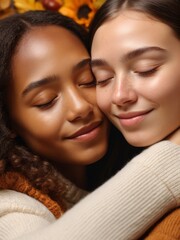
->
[112,75,137,107]
[65,87,94,122]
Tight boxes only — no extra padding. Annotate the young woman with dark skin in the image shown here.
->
[0,9,179,240]
[90,0,180,238]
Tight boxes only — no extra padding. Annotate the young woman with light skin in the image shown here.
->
[0,10,179,240]
[90,0,180,238]
[91,6,180,147]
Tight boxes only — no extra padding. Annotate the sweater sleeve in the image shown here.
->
[16,140,180,240]
[0,212,51,240]
[0,190,56,240]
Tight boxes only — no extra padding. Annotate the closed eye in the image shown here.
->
[96,77,114,86]
[135,67,159,77]
[35,97,57,110]
[79,79,96,87]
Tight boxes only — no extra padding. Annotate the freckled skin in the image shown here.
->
[92,10,180,147]
[8,26,109,168]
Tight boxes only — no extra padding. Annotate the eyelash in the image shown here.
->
[35,97,57,109]
[95,65,159,86]
[79,79,96,87]
[96,77,113,86]
[136,67,158,77]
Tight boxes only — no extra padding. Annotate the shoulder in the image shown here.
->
[0,189,55,222]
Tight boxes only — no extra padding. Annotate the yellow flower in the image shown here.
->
[59,0,96,28]
[92,0,105,9]
[14,0,44,13]
[12,0,104,28]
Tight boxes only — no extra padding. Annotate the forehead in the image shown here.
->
[15,25,86,57]
[96,10,168,33]
[12,25,88,74]
[10,25,89,93]
[92,10,175,53]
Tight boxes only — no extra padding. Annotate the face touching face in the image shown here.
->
[8,25,109,166]
[91,10,180,147]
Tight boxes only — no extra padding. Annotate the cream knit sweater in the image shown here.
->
[0,141,179,240]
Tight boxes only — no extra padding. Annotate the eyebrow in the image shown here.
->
[72,58,91,73]
[91,47,167,68]
[122,46,167,61]
[22,58,91,96]
[22,75,58,96]
[91,59,109,68]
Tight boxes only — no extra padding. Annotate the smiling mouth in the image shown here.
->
[118,110,152,119]
[66,121,103,141]
[116,110,153,127]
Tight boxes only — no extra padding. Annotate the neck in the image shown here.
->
[165,127,180,145]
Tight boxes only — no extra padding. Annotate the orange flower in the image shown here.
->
[0,0,11,11]
[12,0,104,28]
[59,0,96,28]
[14,0,44,13]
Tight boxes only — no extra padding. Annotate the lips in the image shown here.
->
[114,109,153,128]
[66,121,102,139]
[117,110,152,119]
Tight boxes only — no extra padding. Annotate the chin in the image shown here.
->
[89,153,107,164]
[83,145,108,165]
[125,136,162,148]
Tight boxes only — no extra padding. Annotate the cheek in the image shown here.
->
[151,74,180,105]
[82,88,97,105]
[160,79,180,120]
[13,104,64,140]
[96,88,111,114]
[14,117,57,140]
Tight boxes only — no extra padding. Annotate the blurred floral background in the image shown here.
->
[0,0,105,28]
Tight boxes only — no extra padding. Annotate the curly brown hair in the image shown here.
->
[0,10,89,205]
